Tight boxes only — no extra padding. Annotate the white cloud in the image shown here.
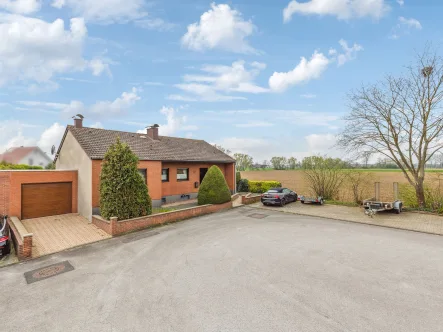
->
[0,121,65,156]
[90,122,104,129]
[89,58,111,76]
[19,88,140,119]
[37,123,65,154]
[235,121,274,128]
[216,137,273,158]
[269,40,362,92]
[0,14,109,87]
[301,94,316,99]
[17,101,67,110]
[51,0,64,9]
[397,0,404,6]
[336,39,363,66]
[0,0,41,14]
[398,16,422,29]
[390,16,422,39]
[283,0,389,22]
[136,107,197,136]
[135,18,176,31]
[181,3,256,53]
[305,133,337,153]
[172,60,268,102]
[88,88,141,115]
[0,120,36,153]
[52,0,147,24]
[269,51,330,92]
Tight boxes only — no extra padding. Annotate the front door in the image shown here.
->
[199,168,208,184]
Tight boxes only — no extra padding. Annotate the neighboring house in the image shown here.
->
[55,117,236,220]
[0,146,51,167]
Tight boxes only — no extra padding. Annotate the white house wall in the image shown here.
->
[18,149,51,167]
[56,131,92,220]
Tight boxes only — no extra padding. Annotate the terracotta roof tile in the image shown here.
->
[67,126,235,163]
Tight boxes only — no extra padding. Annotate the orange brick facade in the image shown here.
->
[0,170,78,219]
[92,160,235,210]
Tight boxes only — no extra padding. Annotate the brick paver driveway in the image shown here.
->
[22,214,110,257]
[2,207,443,331]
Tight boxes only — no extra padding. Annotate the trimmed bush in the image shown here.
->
[236,171,241,185]
[237,179,249,192]
[249,181,282,193]
[198,165,232,205]
[100,137,152,220]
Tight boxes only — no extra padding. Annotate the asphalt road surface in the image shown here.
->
[1,207,442,332]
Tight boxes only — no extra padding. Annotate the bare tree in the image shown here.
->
[338,47,443,207]
[234,153,253,171]
[301,156,348,199]
[213,144,232,156]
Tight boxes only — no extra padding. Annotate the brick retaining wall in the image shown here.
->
[93,201,233,236]
[241,193,262,205]
[8,216,33,260]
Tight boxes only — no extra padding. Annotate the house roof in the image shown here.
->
[63,126,235,163]
[0,146,40,164]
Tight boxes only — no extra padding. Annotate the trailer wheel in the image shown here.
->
[395,204,402,214]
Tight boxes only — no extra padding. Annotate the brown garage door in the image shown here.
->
[22,183,72,219]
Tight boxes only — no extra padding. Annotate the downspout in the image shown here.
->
[234,162,237,194]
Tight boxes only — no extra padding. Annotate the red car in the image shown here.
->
[0,215,11,258]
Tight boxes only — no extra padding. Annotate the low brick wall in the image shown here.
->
[241,193,262,205]
[8,216,33,260]
[93,201,233,236]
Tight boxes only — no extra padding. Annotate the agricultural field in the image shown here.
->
[241,170,443,203]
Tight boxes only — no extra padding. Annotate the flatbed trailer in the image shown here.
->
[298,195,324,205]
[363,182,403,217]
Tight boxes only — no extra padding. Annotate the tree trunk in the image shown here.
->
[415,179,426,208]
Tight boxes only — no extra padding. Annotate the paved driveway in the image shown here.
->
[22,214,111,257]
[2,207,443,332]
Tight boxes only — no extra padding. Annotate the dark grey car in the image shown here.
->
[261,188,297,207]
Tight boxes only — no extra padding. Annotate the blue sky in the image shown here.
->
[0,0,440,162]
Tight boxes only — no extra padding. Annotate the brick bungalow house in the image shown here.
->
[55,117,235,220]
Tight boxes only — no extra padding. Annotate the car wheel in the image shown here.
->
[301,201,305,204]
[280,199,286,207]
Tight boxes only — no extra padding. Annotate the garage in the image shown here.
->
[22,183,72,219]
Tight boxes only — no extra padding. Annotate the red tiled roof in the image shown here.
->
[64,126,235,163]
[0,147,38,164]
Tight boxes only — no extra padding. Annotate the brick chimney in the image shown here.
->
[73,114,84,128]
[147,124,159,140]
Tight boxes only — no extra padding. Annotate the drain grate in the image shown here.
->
[24,261,74,284]
[247,213,269,219]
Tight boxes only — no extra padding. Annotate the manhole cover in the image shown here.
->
[247,213,269,219]
[24,261,74,284]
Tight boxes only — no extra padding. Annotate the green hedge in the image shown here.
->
[248,181,282,193]
[198,165,232,205]
[0,162,43,170]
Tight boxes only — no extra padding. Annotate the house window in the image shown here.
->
[28,158,34,166]
[177,168,189,181]
[162,168,169,182]
[138,169,147,184]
